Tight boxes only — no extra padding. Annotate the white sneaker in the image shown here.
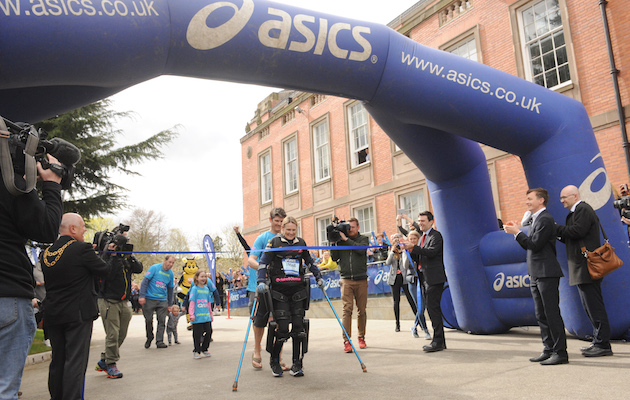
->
[193,352,202,360]
[43,339,51,347]
[424,331,432,340]
[202,351,211,358]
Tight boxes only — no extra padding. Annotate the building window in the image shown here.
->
[259,151,272,204]
[317,216,332,246]
[312,120,331,182]
[348,102,370,168]
[284,138,298,194]
[354,205,375,235]
[518,0,569,89]
[399,190,426,230]
[449,36,478,61]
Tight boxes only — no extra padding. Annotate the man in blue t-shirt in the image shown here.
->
[248,207,285,369]
[139,255,175,349]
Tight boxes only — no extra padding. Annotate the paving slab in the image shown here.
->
[20,313,628,399]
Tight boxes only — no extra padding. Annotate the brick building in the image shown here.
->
[239,0,629,246]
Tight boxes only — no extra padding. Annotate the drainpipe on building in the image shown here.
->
[599,0,630,179]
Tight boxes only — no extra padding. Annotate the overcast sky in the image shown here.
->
[107,0,417,250]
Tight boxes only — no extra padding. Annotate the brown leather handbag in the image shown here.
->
[581,221,623,280]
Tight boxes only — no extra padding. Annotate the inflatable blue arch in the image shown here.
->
[2,0,629,338]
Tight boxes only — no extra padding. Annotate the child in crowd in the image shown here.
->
[188,270,220,359]
[167,304,182,345]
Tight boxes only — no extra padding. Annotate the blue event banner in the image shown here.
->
[228,263,392,308]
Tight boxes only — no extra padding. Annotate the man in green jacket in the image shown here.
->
[331,217,369,353]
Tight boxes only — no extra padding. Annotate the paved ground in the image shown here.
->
[20,313,628,399]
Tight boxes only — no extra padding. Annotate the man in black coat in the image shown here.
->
[556,185,613,357]
[42,213,110,400]
[505,188,568,365]
[403,211,448,352]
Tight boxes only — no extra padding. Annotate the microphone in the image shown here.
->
[42,137,81,166]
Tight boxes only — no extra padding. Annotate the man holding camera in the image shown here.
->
[0,154,63,399]
[331,217,369,353]
[555,185,613,357]
[96,231,143,378]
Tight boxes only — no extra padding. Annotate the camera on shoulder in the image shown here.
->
[326,216,351,243]
[613,196,630,218]
[93,223,134,256]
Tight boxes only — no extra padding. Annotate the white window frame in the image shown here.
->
[354,205,375,236]
[312,120,331,182]
[347,102,370,168]
[317,216,332,247]
[283,137,298,195]
[259,151,272,204]
[399,190,426,231]
[517,0,570,89]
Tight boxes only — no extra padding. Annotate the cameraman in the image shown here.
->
[0,155,63,399]
[330,217,369,352]
[96,233,143,379]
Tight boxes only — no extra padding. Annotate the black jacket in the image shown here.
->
[410,228,447,286]
[0,179,63,299]
[515,210,563,280]
[42,236,110,325]
[99,254,143,301]
[331,233,369,280]
[556,201,600,285]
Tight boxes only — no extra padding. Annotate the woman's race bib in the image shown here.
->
[281,258,300,277]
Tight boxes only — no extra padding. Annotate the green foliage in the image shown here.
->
[35,100,178,218]
[29,329,49,355]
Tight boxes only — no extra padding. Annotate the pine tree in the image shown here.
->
[36,100,178,217]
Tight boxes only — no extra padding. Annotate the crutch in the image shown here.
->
[320,285,367,372]
[232,297,258,392]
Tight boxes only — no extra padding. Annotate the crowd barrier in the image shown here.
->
[227,263,391,309]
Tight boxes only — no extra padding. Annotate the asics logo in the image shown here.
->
[187,0,255,50]
[186,0,374,63]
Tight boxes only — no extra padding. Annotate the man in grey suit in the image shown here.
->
[402,211,448,352]
[556,185,612,357]
[505,188,568,365]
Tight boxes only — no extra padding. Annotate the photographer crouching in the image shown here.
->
[0,117,67,399]
[95,224,143,379]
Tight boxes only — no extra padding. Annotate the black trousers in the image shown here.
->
[46,320,93,400]
[425,282,445,346]
[192,321,212,353]
[530,277,567,355]
[390,273,417,325]
[577,280,611,348]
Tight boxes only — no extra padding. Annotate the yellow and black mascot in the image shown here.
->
[177,258,199,325]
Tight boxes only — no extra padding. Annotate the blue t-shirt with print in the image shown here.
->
[143,263,174,301]
[188,284,212,324]
[251,231,278,259]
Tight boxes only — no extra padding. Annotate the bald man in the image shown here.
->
[42,213,110,400]
[556,185,613,357]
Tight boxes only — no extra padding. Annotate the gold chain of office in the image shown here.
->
[43,240,76,267]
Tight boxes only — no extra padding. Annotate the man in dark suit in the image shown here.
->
[556,185,613,357]
[42,213,111,399]
[403,211,448,352]
[505,188,568,365]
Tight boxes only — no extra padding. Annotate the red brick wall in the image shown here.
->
[241,0,630,238]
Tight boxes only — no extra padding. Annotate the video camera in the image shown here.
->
[0,116,81,193]
[93,223,133,255]
[326,216,351,243]
[613,196,630,219]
